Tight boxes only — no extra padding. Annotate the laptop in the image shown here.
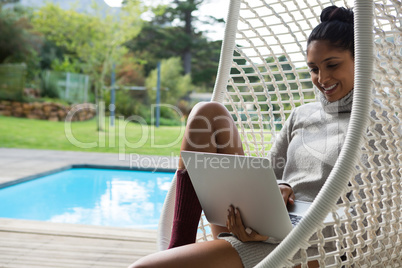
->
[180,151,311,241]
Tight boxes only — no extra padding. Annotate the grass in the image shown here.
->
[0,116,184,156]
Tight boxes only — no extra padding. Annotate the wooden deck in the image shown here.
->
[0,218,157,268]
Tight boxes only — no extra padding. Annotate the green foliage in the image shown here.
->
[38,39,67,70]
[115,53,145,86]
[103,89,183,126]
[51,55,81,73]
[32,2,143,100]
[125,23,186,75]
[157,1,202,24]
[32,1,144,130]
[159,105,182,120]
[145,57,193,105]
[0,63,26,101]
[32,4,98,52]
[105,90,148,118]
[154,117,182,126]
[37,97,69,106]
[125,0,224,89]
[191,38,221,89]
[39,71,59,99]
[0,4,42,80]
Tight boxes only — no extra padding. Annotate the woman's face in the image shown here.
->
[307,40,354,102]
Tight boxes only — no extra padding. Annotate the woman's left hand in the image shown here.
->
[226,205,269,242]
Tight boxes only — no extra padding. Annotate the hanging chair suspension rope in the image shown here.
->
[211,0,241,103]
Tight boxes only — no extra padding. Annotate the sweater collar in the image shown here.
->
[318,89,354,113]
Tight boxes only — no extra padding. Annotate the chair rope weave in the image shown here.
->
[158,0,401,266]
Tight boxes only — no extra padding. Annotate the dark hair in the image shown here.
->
[307,6,354,56]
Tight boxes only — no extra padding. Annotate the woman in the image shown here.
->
[130,5,354,268]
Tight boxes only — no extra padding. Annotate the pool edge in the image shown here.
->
[0,164,176,189]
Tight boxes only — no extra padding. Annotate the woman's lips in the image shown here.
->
[322,83,338,95]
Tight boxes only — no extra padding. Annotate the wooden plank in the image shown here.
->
[0,254,132,267]
[0,219,157,268]
[0,233,156,253]
[0,218,157,242]
[0,257,131,268]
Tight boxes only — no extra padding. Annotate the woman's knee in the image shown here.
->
[189,101,229,120]
[187,102,234,130]
[180,101,241,155]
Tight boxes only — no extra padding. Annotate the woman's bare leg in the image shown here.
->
[178,101,244,170]
[168,101,244,248]
[129,239,243,268]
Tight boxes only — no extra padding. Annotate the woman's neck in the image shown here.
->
[319,90,354,113]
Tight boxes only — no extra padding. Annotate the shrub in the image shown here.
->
[39,71,59,98]
[0,63,26,101]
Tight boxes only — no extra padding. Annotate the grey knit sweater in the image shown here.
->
[270,91,354,202]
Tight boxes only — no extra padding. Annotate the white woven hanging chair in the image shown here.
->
[158,0,401,266]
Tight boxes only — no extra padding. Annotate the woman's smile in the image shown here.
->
[322,83,338,91]
[321,83,339,97]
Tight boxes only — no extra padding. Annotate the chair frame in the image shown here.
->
[158,0,401,266]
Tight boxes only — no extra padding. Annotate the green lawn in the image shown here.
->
[0,116,184,156]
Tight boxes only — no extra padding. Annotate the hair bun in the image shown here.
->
[320,6,353,24]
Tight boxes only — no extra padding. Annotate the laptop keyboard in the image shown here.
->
[289,214,303,226]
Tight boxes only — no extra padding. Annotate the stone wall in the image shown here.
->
[0,101,96,122]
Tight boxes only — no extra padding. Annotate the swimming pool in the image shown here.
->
[0,167,174,229]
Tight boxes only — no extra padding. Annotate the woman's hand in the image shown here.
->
[226,205,269,242]
[279,184,295,206]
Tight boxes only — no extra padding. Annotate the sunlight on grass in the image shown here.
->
[0,116,184,156]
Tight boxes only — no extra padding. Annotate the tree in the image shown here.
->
[191,36,221,89]
[38,39,68,71]
[125,1,223,90]
[145,57,192,105]
[32,1,143,130]
[115,52,145,86]
[168,0,200,74]
[0,3,42,80]
[125,0,222,75]
[125,22,185,76]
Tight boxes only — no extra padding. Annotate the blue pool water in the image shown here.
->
[0,168,174,229]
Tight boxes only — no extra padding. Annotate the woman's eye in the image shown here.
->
[327,64,338,68]
[309,68,318,74]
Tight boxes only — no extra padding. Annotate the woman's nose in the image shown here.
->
[318,71,330,85]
